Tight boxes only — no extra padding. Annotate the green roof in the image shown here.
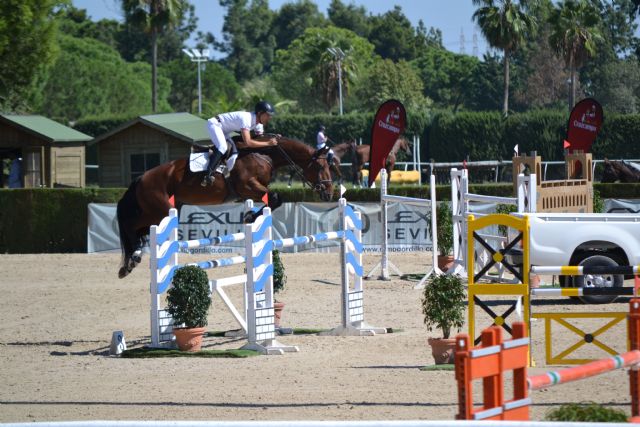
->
[140,113,210,142]
[91,112,210,145]
[0,114,92,143]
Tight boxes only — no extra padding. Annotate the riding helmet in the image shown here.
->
[255,101,275,116]
[319,125,326,131]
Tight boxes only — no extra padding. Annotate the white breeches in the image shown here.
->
[207,118,238,171]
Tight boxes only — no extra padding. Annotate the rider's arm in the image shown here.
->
[241,128,277,147]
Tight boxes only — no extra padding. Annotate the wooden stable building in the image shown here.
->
[91,113,210,188]
[0,115,91,188]
[512,151,593,213]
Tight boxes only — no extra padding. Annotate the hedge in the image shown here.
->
[1,183,637,254]
[72,110,640,163]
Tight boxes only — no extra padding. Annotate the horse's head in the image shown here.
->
[398,137,412,155]
[309,148,334,201]
[601,158,619,183]
[273,136,334,202]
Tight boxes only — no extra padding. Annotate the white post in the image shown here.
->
[380,168,389,279]
[242,206,298,355]
[150,208,178,348]
[150,224,159,347]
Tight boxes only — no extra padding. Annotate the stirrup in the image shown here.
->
[201,173,215,186]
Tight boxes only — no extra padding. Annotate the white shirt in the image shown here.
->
[216,111,260,138]
[316,131,328,149]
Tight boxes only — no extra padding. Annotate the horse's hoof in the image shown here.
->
[243,211,255,224]
[118,267,129,279]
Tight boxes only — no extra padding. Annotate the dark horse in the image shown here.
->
[601,158,640,183]
[116,135,334,278]
[339,137,411,186]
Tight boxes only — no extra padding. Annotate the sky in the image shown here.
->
[71,0,490,59]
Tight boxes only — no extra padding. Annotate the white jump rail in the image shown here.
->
[450,169,536,279]
[366,168,440,289]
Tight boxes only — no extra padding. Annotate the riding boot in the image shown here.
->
[201,149,223,187]
[327,152,334,166]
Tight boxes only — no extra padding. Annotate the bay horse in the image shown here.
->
[116,135,334,278]
[326,139,358,185]
[601,158,640,183]
[348,137,412,186]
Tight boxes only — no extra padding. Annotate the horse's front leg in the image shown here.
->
[332,160,343,185]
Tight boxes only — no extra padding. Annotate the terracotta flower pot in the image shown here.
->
[530,273,541,289]
[173,327,206,352]
[274,301,285,328]
[428,337,457,364]
[437,255,455,272]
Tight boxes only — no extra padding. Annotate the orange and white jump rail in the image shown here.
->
[455,298,640,421]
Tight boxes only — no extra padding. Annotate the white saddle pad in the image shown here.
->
[189,152,209,172]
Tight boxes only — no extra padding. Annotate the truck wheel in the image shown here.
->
[573,253,623,304]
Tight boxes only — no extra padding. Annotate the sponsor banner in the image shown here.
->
[87,201,433,254]
[90,199,637,255]
[87,203,120,253]
[368,100,406,187]
[566,98,603,153]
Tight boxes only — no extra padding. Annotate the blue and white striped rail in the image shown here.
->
[149,197,383,351]
[149,201,254,348]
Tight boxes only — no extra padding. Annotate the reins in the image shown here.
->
[263,134,333,192]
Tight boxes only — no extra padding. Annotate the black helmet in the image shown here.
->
[255,101,275,115]
[319,125,326,131]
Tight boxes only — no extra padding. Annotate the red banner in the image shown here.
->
[368,100,406,186]
[566,98,603,153]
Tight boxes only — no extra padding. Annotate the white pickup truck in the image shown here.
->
[512,212,640,304]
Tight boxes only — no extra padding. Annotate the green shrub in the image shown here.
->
[593,189,605,213]
[421,273,465,339]
[272,249,286,297]
[495,203,518,236]
[166,266,211,328]
[545,402,628,422]
[435,202,453,256]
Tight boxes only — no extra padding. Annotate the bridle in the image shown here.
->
[265,134,333,194]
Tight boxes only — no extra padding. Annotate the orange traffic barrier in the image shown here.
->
[455,298,640,421]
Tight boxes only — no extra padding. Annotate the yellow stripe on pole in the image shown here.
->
[560,266,580,275]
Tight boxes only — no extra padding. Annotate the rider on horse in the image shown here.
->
[202,101,279,186]
[316,125,335,166]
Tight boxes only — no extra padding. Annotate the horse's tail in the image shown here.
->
[116,178,141,278]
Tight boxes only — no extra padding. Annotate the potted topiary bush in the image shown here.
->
[428,202,454,271]
[166,265,211,352]
[421,273,466,364]
[272,249,287,328]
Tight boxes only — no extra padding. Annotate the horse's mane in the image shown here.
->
[234,135,319,168]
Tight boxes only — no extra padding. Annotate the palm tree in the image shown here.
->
[472,0,536,116]
[549,0,603,110]
[122,0,184,112]
[299,39,357,113]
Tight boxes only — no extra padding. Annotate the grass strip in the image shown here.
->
[120,347,259,358]
[420,364,455,371]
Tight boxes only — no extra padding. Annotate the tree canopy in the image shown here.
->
[2,0,640,126]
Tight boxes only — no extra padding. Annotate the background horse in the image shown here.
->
[350,137,412,186]
[116,135,333,278]
[601,158,640,183]
[328,139,358,185]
